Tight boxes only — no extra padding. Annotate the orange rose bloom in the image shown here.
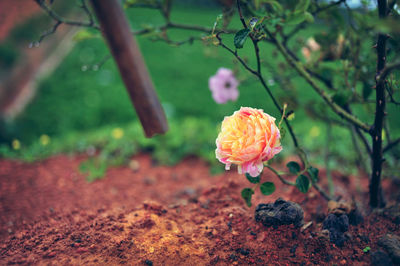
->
[216,107,282,177]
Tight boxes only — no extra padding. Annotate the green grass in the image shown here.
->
[1,5,399,177]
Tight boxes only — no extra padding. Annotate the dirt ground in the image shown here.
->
[0,154,399,265]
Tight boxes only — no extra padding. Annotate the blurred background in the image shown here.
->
[0,0,399,179]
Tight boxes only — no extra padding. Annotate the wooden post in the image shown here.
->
[90,0,168,137]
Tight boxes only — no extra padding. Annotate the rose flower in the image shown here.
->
[216,107,282,177]
[209,68,239,104]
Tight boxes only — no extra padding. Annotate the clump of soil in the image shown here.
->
[0,154,399,265]
[255,198,304,228]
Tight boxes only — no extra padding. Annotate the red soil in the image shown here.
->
[0,154,398,265]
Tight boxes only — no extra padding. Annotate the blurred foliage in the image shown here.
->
[0,42,19,69]
[0,118,223,180]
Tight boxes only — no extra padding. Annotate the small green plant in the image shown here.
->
[363,246,371,253]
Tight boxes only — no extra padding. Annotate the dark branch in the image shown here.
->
[370,0,388,208]
[34,0,101,30]
[215,32,258,76]
[168,22,235,34]
[377,60,400,86]
[36,21,61,44]
[383,137,400,153]
[236,0,247,29]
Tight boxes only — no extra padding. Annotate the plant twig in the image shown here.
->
[215,32,258,76]
[350,125,369,171]
[35,0,101,30]
[265,165,295,186]
[168,22,235,34]
[377,60,400,86]
[354,126,372,155]
[236,0,247,29]
[36,21,62,44]
[79,0,95,26]
[383,137,400,153]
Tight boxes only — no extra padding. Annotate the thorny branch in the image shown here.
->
[370,0,389,208]
[377,60,400,86]
[229,0,332,201]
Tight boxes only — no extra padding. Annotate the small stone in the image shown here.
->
[322,214,349,247]
[290,244,298,256]
[236,248,250,256]
[378,234,400,264]
[328,201,352,215]
[129,160,140,172]
[371,250,392,266]
[255,198,304,228]
[144,259,153,266]
[378,205,400,225]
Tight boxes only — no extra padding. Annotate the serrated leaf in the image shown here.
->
[307,166,319,183]
[296,174,310,193]
[260,182,275,195]
[287,161,300,174]
[241,188,254,207]
[245,173,260,184]
[234,29,250,49]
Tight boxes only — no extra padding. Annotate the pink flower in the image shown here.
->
[216,107,282,177]
[209,68,239,104]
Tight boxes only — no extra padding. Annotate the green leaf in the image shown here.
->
[295,0,311,12]
[260,182,275,195]
[304,12,314,23]
[363,246,371,253]
[241,188,254,207]
[234,29,250,49]
[307,166,319,183]
[287,161,300,174]
[266,0,283,12]
[296,175,310,193]
[245,173,260,184]
[285,12,307,25]
[254,0,283,13]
